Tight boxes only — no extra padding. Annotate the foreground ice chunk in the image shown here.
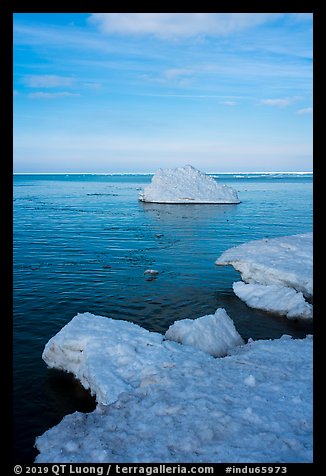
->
[165,308,244,357]
[42,313,165,405]
[216,233,312,298]
[139,164,240,204]
[233,282,313,320]
[36,313,313,462]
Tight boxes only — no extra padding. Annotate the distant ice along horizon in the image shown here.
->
[139,164,241,204]
[13,170,313,175]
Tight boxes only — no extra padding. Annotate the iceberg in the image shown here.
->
[165,308,244,357]
[216,233,313,319]
[36,312,312,463]
[139,165,240,204]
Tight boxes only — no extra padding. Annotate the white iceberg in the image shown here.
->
[139,165,240,204]
[36,312,312,463]
[216,233,313,320]
[233,282,313,320]
[165,308,244,357]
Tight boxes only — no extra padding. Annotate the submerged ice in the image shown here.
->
[36,312,312,463]
[139,165,240,204]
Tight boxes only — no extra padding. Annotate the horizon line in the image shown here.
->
[13,171,313,175]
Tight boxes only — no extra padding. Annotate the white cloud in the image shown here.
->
[89,13,282,38]
[15,132,312,157]
[23,75,75,88]
[260,97,301,108]
[136,93,250,100]
[83,82,102,89]
[220,100,237,106]
[28,91,80,99]
[14,130,312,172]
[296,107,313,115]
[261,98,291,107]
[163,68,194,79]
[138,68,195,87]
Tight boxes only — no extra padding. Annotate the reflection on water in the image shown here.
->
[141,202,239,222]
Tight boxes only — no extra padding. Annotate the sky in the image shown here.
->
[13,13,313,173]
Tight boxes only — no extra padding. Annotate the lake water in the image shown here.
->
[13,173,313,463]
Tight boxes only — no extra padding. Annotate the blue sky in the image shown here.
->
[13,13,313,173]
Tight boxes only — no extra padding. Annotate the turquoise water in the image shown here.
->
[13,173,313,463]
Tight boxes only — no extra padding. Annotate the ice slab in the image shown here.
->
[139,165,240,204]
[233,281,313,320]
[216,233,313,319]
[42,313,166,405]
[216,233,313,298]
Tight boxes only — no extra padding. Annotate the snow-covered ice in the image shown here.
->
[216,233,313,319]
[139,165,240,204]
[42,313,166,405]
[36,312,312,463]
[216,233,312,298]
[233,282,313,320]
[165,308,244,357]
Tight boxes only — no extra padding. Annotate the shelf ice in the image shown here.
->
[139,165,240,204]
[216,233,313,320]
[232,282,313,320]
[36,312,312,463]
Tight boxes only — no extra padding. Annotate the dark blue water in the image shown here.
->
[13,173,313,463]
